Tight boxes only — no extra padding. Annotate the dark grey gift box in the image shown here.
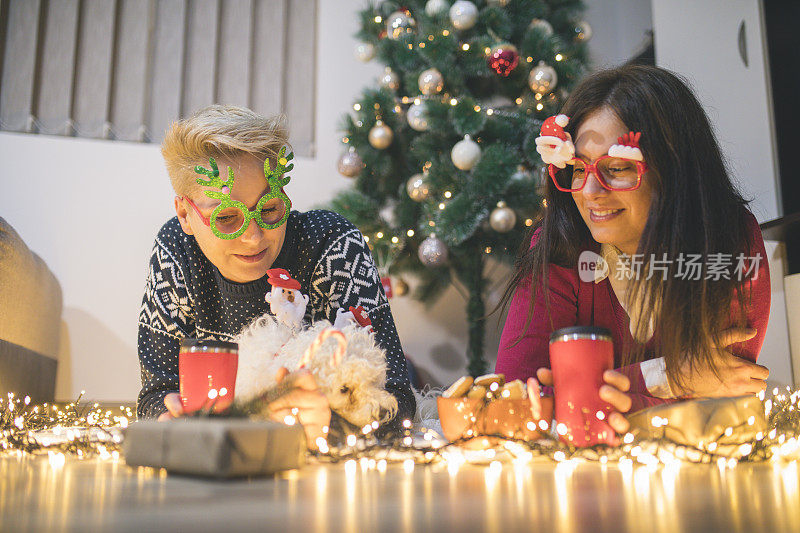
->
[123,418,306,478]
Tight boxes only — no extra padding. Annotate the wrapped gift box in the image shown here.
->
[627,395,766,457]
[123,418,305,478]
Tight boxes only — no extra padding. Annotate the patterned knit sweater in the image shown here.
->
[137,209,415,421]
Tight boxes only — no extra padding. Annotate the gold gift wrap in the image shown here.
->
[437,396,554,443]
[627,395,767,457]
[123,418,306,478]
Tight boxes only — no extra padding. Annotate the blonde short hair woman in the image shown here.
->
[137,105,414,446]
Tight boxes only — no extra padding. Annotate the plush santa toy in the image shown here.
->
[333,305,374,334]
[535,114,576,168]
[264,268,309,329]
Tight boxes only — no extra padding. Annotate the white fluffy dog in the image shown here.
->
[235,315,398,428]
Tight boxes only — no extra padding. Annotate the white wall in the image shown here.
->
[584,0,653,69]
[761,242,794,388]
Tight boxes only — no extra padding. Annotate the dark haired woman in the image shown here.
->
[496,65,770,435]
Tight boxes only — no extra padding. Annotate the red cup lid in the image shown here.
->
[179,338,239,352]
[549,326,612,343]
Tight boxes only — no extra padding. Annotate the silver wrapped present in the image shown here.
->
[123,418,305,478]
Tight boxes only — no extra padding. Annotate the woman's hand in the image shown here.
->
[158,393,184,421]
[669,328,768,398]
[536,367,632,434]
[158,369,330,450]
[268,367,331,450]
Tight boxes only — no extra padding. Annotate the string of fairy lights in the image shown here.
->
[343,16,564,258]
[3,387,798,470]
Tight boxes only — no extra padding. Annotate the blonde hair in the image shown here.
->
[161,105,290,195]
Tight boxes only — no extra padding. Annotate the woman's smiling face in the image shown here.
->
[571,107,654,256]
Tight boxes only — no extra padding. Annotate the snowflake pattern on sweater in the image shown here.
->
[137,210,415,421]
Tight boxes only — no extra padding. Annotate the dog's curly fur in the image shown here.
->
[235,315,398,428]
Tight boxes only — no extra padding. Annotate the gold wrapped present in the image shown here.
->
[627,395,766,457]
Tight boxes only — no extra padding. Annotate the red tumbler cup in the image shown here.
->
[179,339,239,414]
[549,326,615,446]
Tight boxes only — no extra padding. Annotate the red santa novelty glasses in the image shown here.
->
[537,120,649,193]
[549,155,648,192]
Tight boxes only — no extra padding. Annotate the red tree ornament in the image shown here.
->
[381,276,393,298]
[487,44,519,77]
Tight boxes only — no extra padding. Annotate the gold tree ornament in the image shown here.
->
[418,68,444,95]
[418,235,449,267]
[490,202,517,233]
[406,173,431,202]
[529,19,554,37]
[355,42,375,62]
[450,1,478,30]
[407,101,429,131]
[337,148,364,178]
[574,20,593,42]
[425,0,449,16]
[528,61,558,94]
[394,278,409,296]
[386,10,416,40]
[368,121,393,149]
[379,67,400,91]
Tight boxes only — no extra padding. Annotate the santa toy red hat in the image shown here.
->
[535,114,575,168]
[607,131,644,161]
[349,306,372,329]
[266,268,301,290]
[540,114,570,141]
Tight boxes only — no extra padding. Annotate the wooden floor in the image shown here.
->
[1,454,798,532]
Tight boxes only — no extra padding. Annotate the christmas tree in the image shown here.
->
[331,0,591,376]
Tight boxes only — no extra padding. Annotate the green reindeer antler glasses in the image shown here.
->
[188,147,294,240]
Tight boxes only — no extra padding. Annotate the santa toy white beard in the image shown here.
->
[269,297,307,328]
[234,315,398,428]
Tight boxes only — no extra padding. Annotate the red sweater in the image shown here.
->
[495,211,770,413]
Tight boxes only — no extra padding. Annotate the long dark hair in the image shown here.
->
[500,64,753,390]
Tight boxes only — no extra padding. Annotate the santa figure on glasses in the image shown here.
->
[535,114,576,169]
[264,268,309,329]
